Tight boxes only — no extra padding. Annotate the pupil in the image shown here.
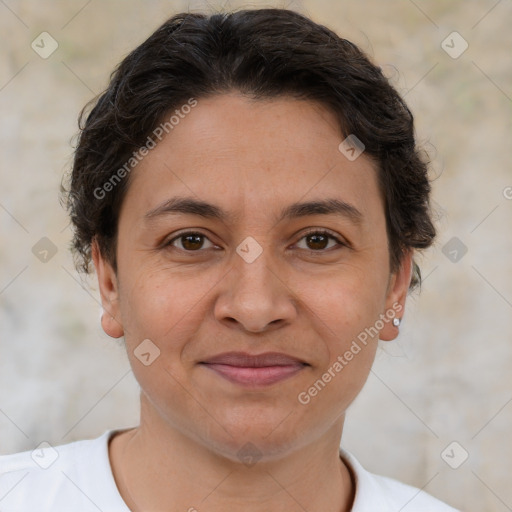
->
[308,234,327,250]
[183,234,202,250]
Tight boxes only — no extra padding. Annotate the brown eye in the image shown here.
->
[167,232,214,251]
[305,233,330,250]
[295,230,345,252]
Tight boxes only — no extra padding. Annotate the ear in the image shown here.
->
[91,238,124,339]
[379,251,413,342]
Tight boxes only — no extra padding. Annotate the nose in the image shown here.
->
[213,247,298,334]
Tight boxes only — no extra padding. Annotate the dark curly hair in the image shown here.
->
[61,7,436,289]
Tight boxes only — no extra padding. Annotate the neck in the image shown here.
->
[109,396,355,512]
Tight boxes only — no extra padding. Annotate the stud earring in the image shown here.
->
[393,318,401,327]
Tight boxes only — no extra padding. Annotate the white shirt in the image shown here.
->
[0,428,459,511]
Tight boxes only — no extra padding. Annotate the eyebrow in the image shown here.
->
[144,196,363,226]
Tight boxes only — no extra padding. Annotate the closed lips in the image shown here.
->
[200,352,309,367]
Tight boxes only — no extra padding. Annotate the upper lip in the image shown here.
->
[200,351,308,367]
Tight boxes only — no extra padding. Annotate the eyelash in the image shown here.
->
[164,229,347,254]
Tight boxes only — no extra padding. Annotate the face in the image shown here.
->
[93,92,412,462]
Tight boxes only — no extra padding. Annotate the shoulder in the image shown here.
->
[1,435,84,487]
[0,429,129,511]
[341,449,460,512]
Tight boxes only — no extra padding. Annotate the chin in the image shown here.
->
[202,415,304,463]
[208,432,303,466]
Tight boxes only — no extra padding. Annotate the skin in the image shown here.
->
[92,92,413,512]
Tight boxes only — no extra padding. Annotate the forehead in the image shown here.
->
[121,93,383,226]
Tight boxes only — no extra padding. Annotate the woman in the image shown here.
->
[0,8,459,511]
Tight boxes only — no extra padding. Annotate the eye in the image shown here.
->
[294,229,346,252]
[164,229,347,254]
[165,231,216,252]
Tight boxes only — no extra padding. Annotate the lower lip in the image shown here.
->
[200,363,306,387]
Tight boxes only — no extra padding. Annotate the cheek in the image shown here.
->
[294,280,382,418]
[117,271,202,404]
[302,266,386,382]
[119,262,205,326]
[309,262,387,329]
[116,267,195,360]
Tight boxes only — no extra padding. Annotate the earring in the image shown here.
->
[393,318,401,327]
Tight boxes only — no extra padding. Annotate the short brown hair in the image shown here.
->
[62,8,436,289]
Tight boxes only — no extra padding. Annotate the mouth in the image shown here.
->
[199,351,309,387]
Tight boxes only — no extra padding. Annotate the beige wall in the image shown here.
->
[1,1,511,511]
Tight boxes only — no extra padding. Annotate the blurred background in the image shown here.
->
[1,1,511,510]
